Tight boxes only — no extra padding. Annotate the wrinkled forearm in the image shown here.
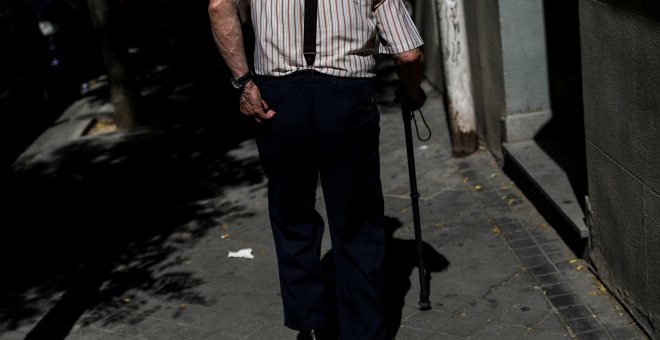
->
[208,0,249,77]
[393,48,424,97]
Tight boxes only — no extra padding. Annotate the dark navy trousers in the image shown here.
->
[255,71,386,340]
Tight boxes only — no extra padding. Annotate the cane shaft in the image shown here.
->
[401,109,431,310]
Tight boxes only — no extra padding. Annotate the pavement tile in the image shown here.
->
[437,315,489,338]
[460,291,551,328]
[567,316,604,335]
[606,326,645,339]
[539,241,569,255]
[98,317,161,338]
[528,229,562,244]
[0,331,26,340]
[576,329,611,339]
[528,264,560,277]
[503,229,534,242]
[423,332,466,339]
[173,326,217,339]
[556,305,595,321]
[393,325,432,339]
[521,330,571,339]
[549,294,583,309]
[402,310,452,333]
[516,246,545,258]
[430,293,479,314]
[534,312,569,334]
[546,251,576,264]
[543,283,575,298]
[519,254,551,268]
[141,321,187,340]
[469,322,529,339]
[533,273,565,286]
[509,237,538,250]
[246,323,297,339]
[505,270,538,287]
[553,260,576,273]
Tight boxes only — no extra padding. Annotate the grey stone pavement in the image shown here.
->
[1,76,649,340]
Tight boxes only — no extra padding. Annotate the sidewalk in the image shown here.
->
[1,69,647,340]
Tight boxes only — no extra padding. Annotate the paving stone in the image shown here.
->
[535,312,569,333]
[516,246,545,258]
[469,322,529,339]
[100,317,161,338]
[521,330,571,339]
[393,325,432,339]
[567,316,604,335]
[0,331,26,340]
[543,283,575,298]
[503,229,534,242]
[546,250,576,264]
[174,326,217,339]
[141,322,187,340]
[402,310,452,333]
[539,241,569,255]
[549,294,584,309]
[505,270,538,288]
[423,331,466,339]
[194,311,268,336]
[528,264,560,277]
[606,326,645,339]
[460,289,551,327]
[437,315,489,338]
[575,329,611,339]
[533,273,565,286]
[509,237,538,250]
[556,305,595,321]
[246,324,298,339]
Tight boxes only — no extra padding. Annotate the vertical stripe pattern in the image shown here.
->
[237,0,423,78]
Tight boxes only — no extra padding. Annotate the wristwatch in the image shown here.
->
[231,71,254,91]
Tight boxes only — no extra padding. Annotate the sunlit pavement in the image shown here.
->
[1,69,646,339]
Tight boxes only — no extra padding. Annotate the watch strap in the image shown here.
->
[232,71,254,89]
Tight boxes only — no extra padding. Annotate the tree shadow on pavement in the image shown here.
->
[1,70,264,339]
[321,216,449,339]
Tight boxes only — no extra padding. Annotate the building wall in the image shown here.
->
[464,0,505,159]
[580,0,660,337]
[462,0,551,161]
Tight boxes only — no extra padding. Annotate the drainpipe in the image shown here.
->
[437,0,478,157]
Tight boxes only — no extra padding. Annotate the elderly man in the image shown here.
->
[209,0,425,339]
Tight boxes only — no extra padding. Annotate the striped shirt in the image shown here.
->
[236,0,423,78]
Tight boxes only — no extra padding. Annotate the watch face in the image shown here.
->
[231,77,241,89]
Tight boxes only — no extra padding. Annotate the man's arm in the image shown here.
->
[373,0,426,110]
[393,48,426,111]
[208,0,275,123]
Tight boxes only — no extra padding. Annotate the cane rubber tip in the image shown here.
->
[419,301,432,311]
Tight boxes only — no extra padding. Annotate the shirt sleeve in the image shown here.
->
[374,0,424,55]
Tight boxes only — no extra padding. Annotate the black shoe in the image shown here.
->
[297,329,328,340]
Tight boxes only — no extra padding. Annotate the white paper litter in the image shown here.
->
[419,145,429,150]
[228,248,254,259]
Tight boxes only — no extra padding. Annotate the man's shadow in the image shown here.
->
[321,216,450,339]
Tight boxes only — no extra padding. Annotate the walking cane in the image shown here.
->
[401,106,432,311]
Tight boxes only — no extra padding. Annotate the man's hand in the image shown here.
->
[240,81,276,124]
[395,85,427,112]
[392,47,426,111]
